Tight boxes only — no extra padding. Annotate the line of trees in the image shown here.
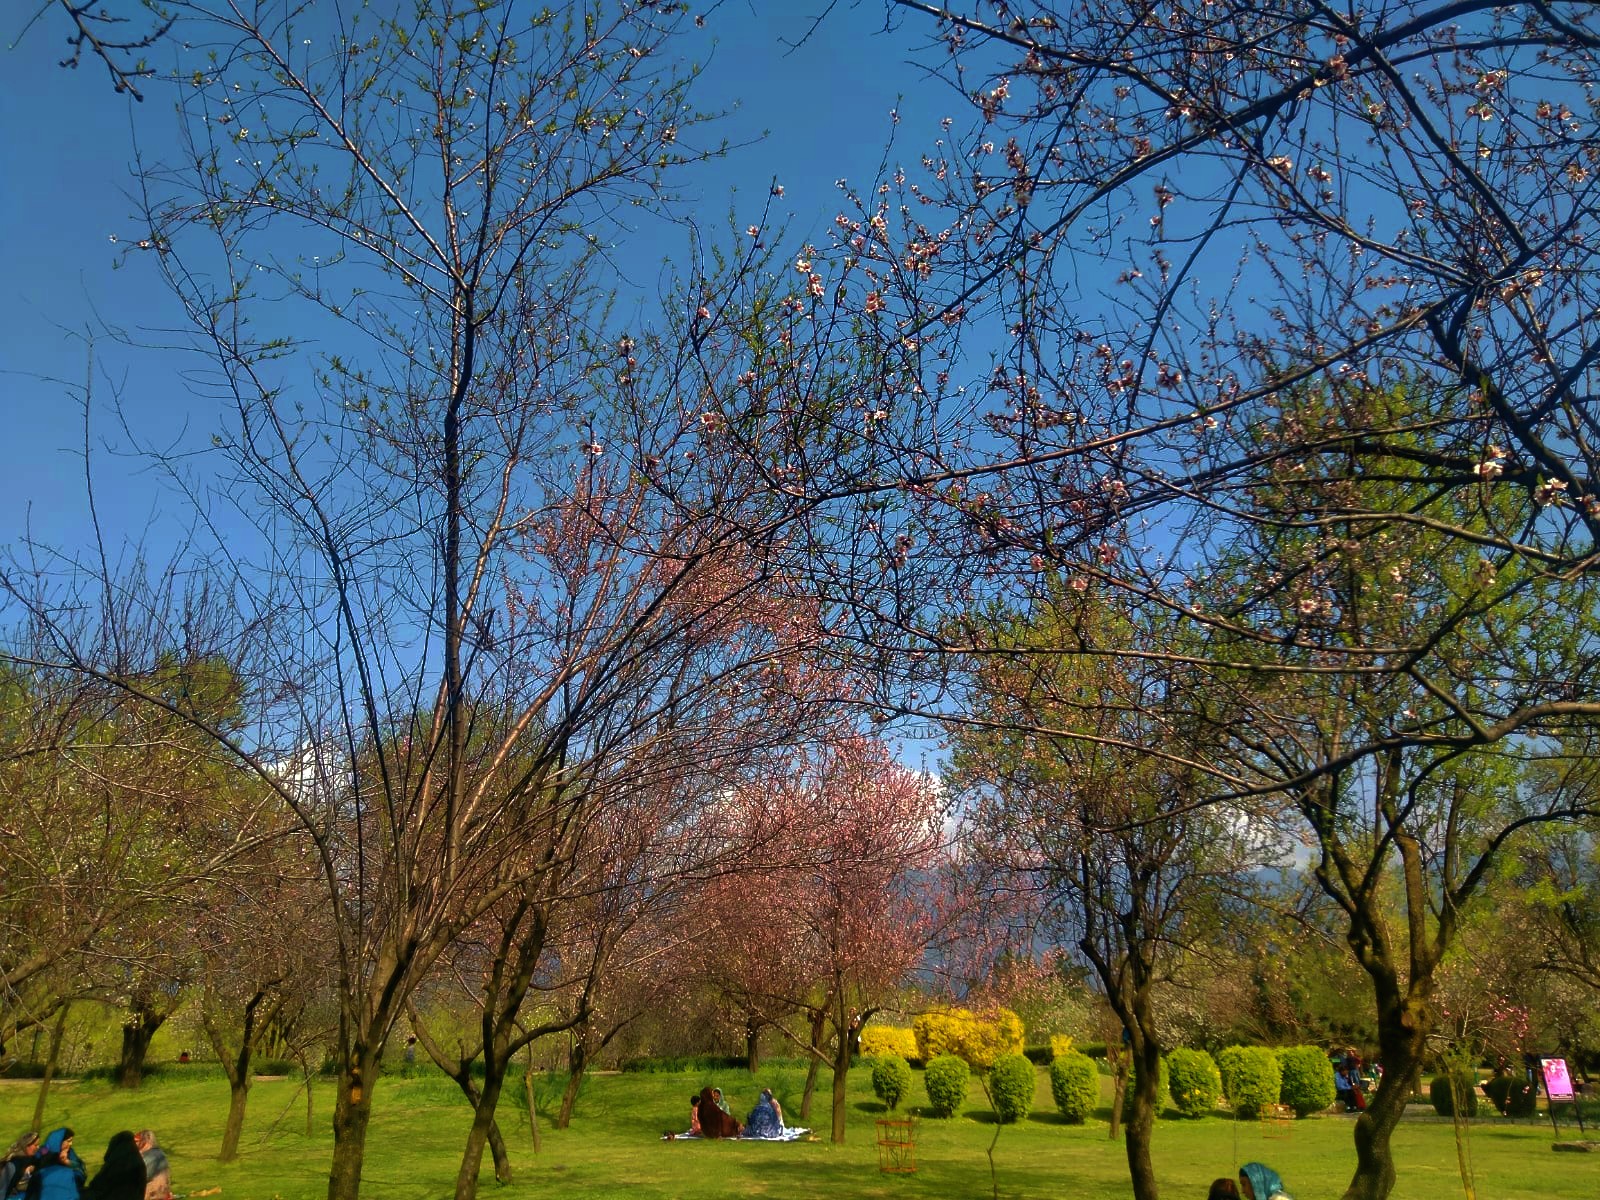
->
[9,4,1600,1200]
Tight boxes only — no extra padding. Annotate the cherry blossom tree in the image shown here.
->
[696,736,949,1144]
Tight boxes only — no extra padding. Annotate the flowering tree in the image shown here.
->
[0,5,843,1198]
[715,5,1600,1193]
[696,737,948,1143]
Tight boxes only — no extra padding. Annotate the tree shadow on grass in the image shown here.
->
[1028,1110,1078,1126]
[854,1099,890,1114]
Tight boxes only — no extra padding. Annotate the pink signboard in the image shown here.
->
[1541,1057,1575,1101]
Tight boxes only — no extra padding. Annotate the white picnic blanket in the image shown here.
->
[661,1127,811,1142]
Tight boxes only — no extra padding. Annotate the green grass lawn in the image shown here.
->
[2,1064,1595,1199]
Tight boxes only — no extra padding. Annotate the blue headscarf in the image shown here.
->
[38,1129,72,1156]
[1240,1162,1292,1200]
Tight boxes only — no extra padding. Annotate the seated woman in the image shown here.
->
[1,1131,39,1198]
[1238,1162,1294,1200]
[84,1131,146,1200]
[29,1129,86,1200]
[695,1086,742,1139]
[1334,1059,1365,1112]
[133,1133,169,1200]
[743,1089,784,1139]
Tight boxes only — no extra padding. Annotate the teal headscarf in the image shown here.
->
[1240,1162,1292,1200]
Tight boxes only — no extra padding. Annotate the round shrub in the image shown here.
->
[1217,1045,1283,1119]
[1049,1051,1100,1123]
[1166,1047,1222,1117]
[924,1053,971,1118]
[1276,1045,1338,1117]
[988,1053,1036,1124]
[872,1054,914,1111]
[1430,1070,1479,1117]
[1483,1075,1537,1118]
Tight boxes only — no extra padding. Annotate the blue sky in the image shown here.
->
[1,2,956,561]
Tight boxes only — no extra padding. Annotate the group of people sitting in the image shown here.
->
[669,1086,793,1140]
[1,1128,170,1200]
[1209,1162,1293,1200]
[1334,1053,1380,1113]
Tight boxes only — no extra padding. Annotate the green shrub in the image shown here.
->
[924,1053,971,1117]
[1166,1047,1222,1117]
[1217,1045,1283,1119]
[988,1053,1036,1124]
[871,1054,914,1111]
[1430,1070,1480,1117]
[1483,1074,1537,1117]
[1049,1050,1100,1123]
[1276,1045,1337,1117]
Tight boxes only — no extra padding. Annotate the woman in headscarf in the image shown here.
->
[694,1086,742,1138]
[132,1133,168,1200]
[27,1128,85,1200]
[0,1132,38,1197]
[1238,1162,1293,1200]
[83,1131,145,1200]
[743,1088,784,1139]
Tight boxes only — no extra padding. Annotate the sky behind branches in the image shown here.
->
[0,2,953,563]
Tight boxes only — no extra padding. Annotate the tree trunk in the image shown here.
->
[117,1007,165,1089]
[219,1077,252,1162]
[1123,1036,1161,1200]
[799,1007,826,1120]
[745,1016,761,1073]
[830,1019,850,1144]
[455,1069,512,1199]
[30,1005,69,1133]
[1108,1044,1127,1141]
[327,1060,376,1200]
[1340,992,1427,1200]
[556,1034,588,1129]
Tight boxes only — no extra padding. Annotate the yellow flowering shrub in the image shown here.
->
[912,1007,1025,1070]
[859,1024,919,1060]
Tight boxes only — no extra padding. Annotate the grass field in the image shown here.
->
[2,1064,1595,1199]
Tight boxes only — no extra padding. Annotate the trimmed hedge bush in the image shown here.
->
[872,1054,914,1111]
[1166,1047,1222,1117]
[1483,1074,1537,1117]
[1430,1070,1480,1117]
[1276,1045,1338,1116]
[924,1053,971,1117]
[860,1024,919,1060]
[1218,1045,1283,1119]
[988,1053,1036,1123]
[1050,1050,1100,1123]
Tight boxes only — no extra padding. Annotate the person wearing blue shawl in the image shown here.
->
[28,1128,85,1200]
[1238,1162,1293,1200]
[743,1089,784,1139]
